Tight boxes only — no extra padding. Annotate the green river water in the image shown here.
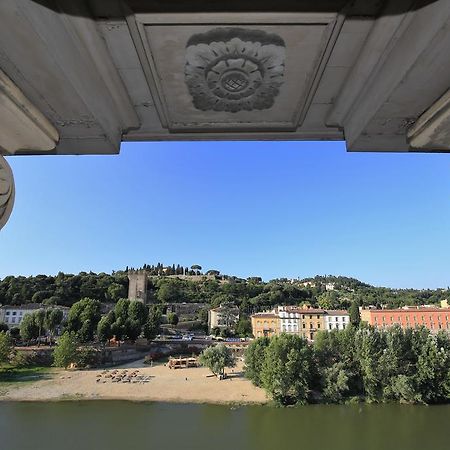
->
[0,401,448,450]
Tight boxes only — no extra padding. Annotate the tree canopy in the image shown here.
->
[199,344,236,378]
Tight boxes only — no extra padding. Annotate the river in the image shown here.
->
[0,401,448,450]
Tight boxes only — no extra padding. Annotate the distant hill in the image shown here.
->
[0,265,448,313]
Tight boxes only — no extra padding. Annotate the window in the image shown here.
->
[335,317,338,322]
[12,317,16,323]
[309,315,312,319]
[310,323,313,329]
[329,324,332,330]
[317,323,321,329]
[317,315,320,319]
[5,311,10,316]
[302,323,306,329]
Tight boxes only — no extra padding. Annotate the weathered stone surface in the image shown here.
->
[0,0,449,155]
[0,156,14,231]
[185,28,285,112]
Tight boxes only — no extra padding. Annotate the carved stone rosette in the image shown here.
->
[185,28,285,113]
[0,155,15,231]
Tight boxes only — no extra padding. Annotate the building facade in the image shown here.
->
[278,306,301,335]
[299,309,326,341]
[324,310,350,331]
[360,307,450,333]
[251,307,350,341]
[251,312,280,338]
[208,305,240,332]
[0,304,69,328]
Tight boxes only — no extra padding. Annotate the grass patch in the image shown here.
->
[0,365,55,393]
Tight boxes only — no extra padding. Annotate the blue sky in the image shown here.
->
[1,140,449,289]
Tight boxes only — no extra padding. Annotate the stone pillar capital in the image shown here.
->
[0,155,15,231]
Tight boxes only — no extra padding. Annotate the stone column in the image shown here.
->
[0,155,15,231]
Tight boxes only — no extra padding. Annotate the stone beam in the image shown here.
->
[0,69,58,155]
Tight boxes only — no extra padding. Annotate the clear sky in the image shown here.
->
[1,140,450,289]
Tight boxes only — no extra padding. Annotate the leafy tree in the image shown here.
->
[44,308,63,341]
[244,337,269,386]
[354,327,384,401]
[20,314,39,342]
[156,280,183,303]
[167,312,179,326]
[260,334,313,405]
[125,318,142,341]
[0,323,8,333]
[143,307,162,341]
[76,347,98,368]
[349,301,361,326]
[128,301,148,325]
[0,331,12,364]
[317,291,340,310]
[66,298,101,342]
[52,332,78,368]
[31,290,51,303]
[107,283,127,302]
[114,298,130,322]
[197,308,209,324]
[321,362,349,403]
[97,316,113,344]
[199,344,236,378]
[412,331,450,403]
[35,308,47,343]
[42,296,61,306]
[235,317,252,337]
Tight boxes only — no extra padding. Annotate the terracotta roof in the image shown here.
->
[325,310,349,316]
[367,308,450,314]
[252,312,278,318]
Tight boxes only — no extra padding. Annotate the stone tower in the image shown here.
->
[127,270,148,304]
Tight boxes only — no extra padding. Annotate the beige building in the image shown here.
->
[251,306,349,341]
[208,305,239,332]
[251,312,280,338]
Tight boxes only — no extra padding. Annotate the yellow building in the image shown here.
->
[251,312,280,338]
[299,309,326,341]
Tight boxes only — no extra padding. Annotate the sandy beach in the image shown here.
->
[0,360,268,405]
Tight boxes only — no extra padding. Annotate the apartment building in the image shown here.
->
[360,306,450,333]
[251,307,350,341]
[299,309,326,341]
[0,303,69,328]
[324,310,350,331]
[251,312,279,338]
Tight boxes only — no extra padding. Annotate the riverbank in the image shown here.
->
[0,360,268,405]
